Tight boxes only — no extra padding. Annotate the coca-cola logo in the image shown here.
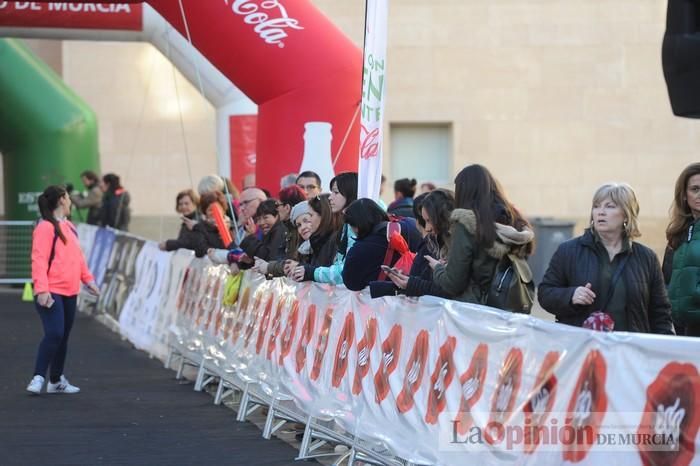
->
[224,0,304,48]
[360,124,380,160]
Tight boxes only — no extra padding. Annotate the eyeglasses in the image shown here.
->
[275,202,287,208]
[298,184,318,191]
[240,198,260,207]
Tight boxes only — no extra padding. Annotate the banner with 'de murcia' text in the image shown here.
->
[77,224,700,466]
[358,0,388,201]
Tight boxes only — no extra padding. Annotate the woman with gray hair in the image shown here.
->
[539,183,674,334]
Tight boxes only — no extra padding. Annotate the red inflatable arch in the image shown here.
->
[21,0,363,191]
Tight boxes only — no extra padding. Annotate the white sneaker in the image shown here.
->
[46,375,80,394]
[26,375,45,395]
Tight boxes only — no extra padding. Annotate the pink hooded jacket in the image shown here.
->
[31,220,94,296]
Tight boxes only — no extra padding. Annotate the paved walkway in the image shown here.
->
[0,291,315,466]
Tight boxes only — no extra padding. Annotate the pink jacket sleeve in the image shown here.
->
[31,222,53,295]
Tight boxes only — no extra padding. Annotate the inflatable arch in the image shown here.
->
[0,0,363,192]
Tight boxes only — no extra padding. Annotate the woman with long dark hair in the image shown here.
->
[664,162,700,336]
[311,172,358,283]
[27,186,99,395]
[427,165,534,303]
[382,189,454,298]
[99,173,131,231]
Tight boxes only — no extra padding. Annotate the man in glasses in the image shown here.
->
[296,171,322,200]
[237,187,268,241]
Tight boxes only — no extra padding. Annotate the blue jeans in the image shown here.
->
[33,294,77,383]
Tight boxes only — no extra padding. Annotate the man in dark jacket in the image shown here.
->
[538,229,674,334]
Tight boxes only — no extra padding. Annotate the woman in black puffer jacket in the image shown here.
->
[342,199,421,291]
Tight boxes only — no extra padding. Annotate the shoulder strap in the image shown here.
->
[47,228,60,272]
[377,221,402,281]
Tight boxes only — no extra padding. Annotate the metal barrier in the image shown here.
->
[0,221,33,284]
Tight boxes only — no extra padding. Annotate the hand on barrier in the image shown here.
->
[36,292,54,308]
[253,257,269,274]
[158,242,167,251]
[572,283,596,306]
[283,260,298,276]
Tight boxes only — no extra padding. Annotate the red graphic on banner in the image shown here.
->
[523,351,560,454]
[455,343,489,435]
[255,296,275,354]
[231,288,253,343]
[425,336,457,425]
[279,300,299,365]
[352,317,378,395]
[485,348,523,444]
[176,268,190,313]
[0,2,143,30]
[266,298,286,360]
[229,115,257,187]
[295,304,316,374]
[331,312,355,388]
[207,277,224,334]
[396,330,430,414]
[637,362,700,466]
[195,275,215,327]
[310,307,334,381]
[374,325,403,403]
[244,294,267,348]
[563,350,608,463]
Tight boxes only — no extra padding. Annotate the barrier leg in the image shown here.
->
[194,360,206,391]
[175,356,186,380]
[262,396,277,439]
[236,382,250,422]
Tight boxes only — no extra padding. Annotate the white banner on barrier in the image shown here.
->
[80,229,700,466]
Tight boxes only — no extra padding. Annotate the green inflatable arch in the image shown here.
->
[0,38,99,220]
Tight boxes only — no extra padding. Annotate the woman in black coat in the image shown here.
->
[159,189,200,252]
[342,199,421,291]
[290,195,339,281]
[538,183,674,334]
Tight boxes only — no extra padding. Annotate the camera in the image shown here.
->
[65,183,75,194]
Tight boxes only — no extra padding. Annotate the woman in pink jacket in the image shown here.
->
[27,185,99,395]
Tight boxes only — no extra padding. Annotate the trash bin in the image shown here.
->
[528,217,576,287]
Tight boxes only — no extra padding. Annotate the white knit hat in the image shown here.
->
[290,201,311,223]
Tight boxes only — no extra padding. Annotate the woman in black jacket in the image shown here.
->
[159,189,200,252]
[538,183,674,334]
[99,173,131,231]
[342,199,421,291]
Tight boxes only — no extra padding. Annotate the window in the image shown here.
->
[389,124,451,187]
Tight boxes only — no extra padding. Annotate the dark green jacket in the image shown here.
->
[432,209,534,304]
[668,219,700,324]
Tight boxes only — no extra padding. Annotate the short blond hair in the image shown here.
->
[590,182,641,238]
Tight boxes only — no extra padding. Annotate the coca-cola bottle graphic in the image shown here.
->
[299,122,335,191]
